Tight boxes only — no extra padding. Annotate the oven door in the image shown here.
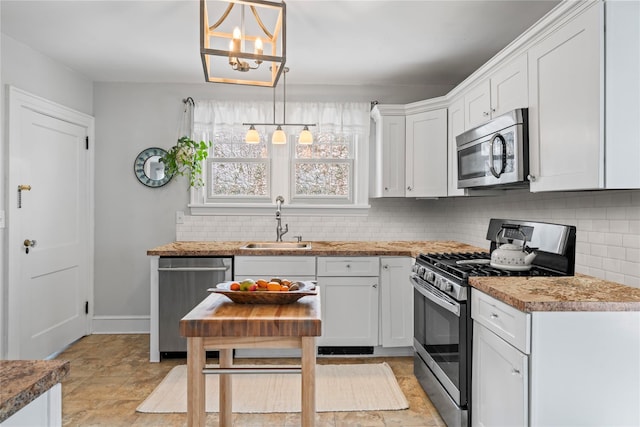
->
[456,124,526,189]
[411,273,468,407]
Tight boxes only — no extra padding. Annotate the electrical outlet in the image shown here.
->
[176,211,184,224]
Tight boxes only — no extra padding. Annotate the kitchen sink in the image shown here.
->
[240,242,312,250]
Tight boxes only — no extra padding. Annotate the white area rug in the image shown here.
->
[136,363,409,413]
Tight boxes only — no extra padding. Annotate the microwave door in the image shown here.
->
[458,139,491,182]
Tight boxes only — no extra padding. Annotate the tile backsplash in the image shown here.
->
[177,189,640,288]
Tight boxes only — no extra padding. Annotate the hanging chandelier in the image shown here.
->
[200,0,286,87]
[243,67,315,144]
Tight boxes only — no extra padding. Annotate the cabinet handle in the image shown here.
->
[383,265,389,270]
[511,368,521,376]
[483,111,490,117]
[490,312,499,319]
[346,264,351,269]
[491,108,496,113]
[407,186,412,191]
[372,283,378,288]
[527,174,536,182]
[384,187,389,191]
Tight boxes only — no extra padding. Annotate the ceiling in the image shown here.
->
[1,0,560,88]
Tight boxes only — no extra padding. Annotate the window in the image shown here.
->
[190,101,370,214]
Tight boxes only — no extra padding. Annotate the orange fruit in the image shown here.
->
[267,282,281,291]
[280,285,289,291]
[256,279,269,288]
[230,282,240,291]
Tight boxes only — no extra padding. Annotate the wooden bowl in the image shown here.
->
[208,281,317,304]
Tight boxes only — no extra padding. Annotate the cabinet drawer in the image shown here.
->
[317,257,380,276]
[234,256,316,277]
[471,289,531,354]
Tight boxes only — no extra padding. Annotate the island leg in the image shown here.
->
[219,348,233,427]
[187,337,205,427]
[301,336,316,427]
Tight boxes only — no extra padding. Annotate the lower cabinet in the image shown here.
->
[471,288,640,427]
[380,257,413,347]
[316,257,380,347]
[1,384,62,427]
[234,255,316,283]
[473,323,528,427]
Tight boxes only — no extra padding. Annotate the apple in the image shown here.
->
[249,284,258,292]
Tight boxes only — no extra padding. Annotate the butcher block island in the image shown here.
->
[180,290,321,427]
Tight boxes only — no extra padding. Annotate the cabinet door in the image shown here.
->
[447,98,466,196]
[490,53,528,117]
[527,2,603,192]
[317,276,379,347]
[464,80,491,129]
[371,108,406,197]
[405,109,448,198]
[380,257,413,347]
[472,324,528,427]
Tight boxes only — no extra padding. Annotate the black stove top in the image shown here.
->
[416,251,566,282]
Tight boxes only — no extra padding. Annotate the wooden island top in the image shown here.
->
[180,292,322,338]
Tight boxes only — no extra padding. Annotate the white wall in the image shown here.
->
[91,81,453,332]
[179,190,640,288]
[0,34,93,356]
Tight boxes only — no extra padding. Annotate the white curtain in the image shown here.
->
[192,100,370,142]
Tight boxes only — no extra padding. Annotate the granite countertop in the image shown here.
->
[0,360,70,422]
[147,240,485,258]
[470,274,640,312]
[148,240,640,313]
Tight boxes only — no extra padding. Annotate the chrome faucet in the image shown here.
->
[275,195,288,242]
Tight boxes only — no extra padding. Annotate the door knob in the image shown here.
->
[23,239,37,254]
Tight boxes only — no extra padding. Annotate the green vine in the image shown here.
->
[160,136,212,188]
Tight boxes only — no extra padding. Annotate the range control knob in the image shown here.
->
[426,272,435,283]
[445,283,454,292]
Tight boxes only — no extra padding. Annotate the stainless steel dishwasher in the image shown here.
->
[158,257,232,357]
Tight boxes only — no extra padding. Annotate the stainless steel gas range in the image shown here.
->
[411,219,576,427]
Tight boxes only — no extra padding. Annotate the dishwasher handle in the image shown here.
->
[158,266,230,272]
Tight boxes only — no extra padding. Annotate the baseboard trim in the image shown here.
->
[91,315,150,334]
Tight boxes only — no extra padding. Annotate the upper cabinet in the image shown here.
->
[527,1,639,191]
[370,105,406,197]
[464,54,528,130]
[405,107,448,198]
[371,103,448,198]
[447,98,465,196]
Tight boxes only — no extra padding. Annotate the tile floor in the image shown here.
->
[56,334,445,426]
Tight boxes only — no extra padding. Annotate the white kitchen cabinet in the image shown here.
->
[527,2,602,192]
[527,0,640,191]
[370,105,406,198]
[379,257,413,347]
[447,97,465,196]
[473,323,528,427]
[405,108,448,198]
[317,257,379,347]
[1,384,62,427]
[464,53,528,130]
[471,289,640,426]
[234,255,316,282]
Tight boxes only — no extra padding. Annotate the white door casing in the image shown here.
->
[7,86,94,359]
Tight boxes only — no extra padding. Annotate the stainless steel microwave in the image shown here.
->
[456,108,529,189]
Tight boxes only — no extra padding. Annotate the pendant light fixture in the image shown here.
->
[200,0,286,87]
[243,67,315,144]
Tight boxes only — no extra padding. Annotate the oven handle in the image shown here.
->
[410,275,461,317]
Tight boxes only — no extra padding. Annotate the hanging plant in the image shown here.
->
[160,136,212,188]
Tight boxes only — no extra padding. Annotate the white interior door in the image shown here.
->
[8,87,94,359]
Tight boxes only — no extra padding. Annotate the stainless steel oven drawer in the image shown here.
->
[471,288,531,354]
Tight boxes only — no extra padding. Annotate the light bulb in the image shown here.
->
[272,126,287,144]
[254,38,263,55]
[298,126,313,144]
[245,125,260,144]
[231,27,241,52]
